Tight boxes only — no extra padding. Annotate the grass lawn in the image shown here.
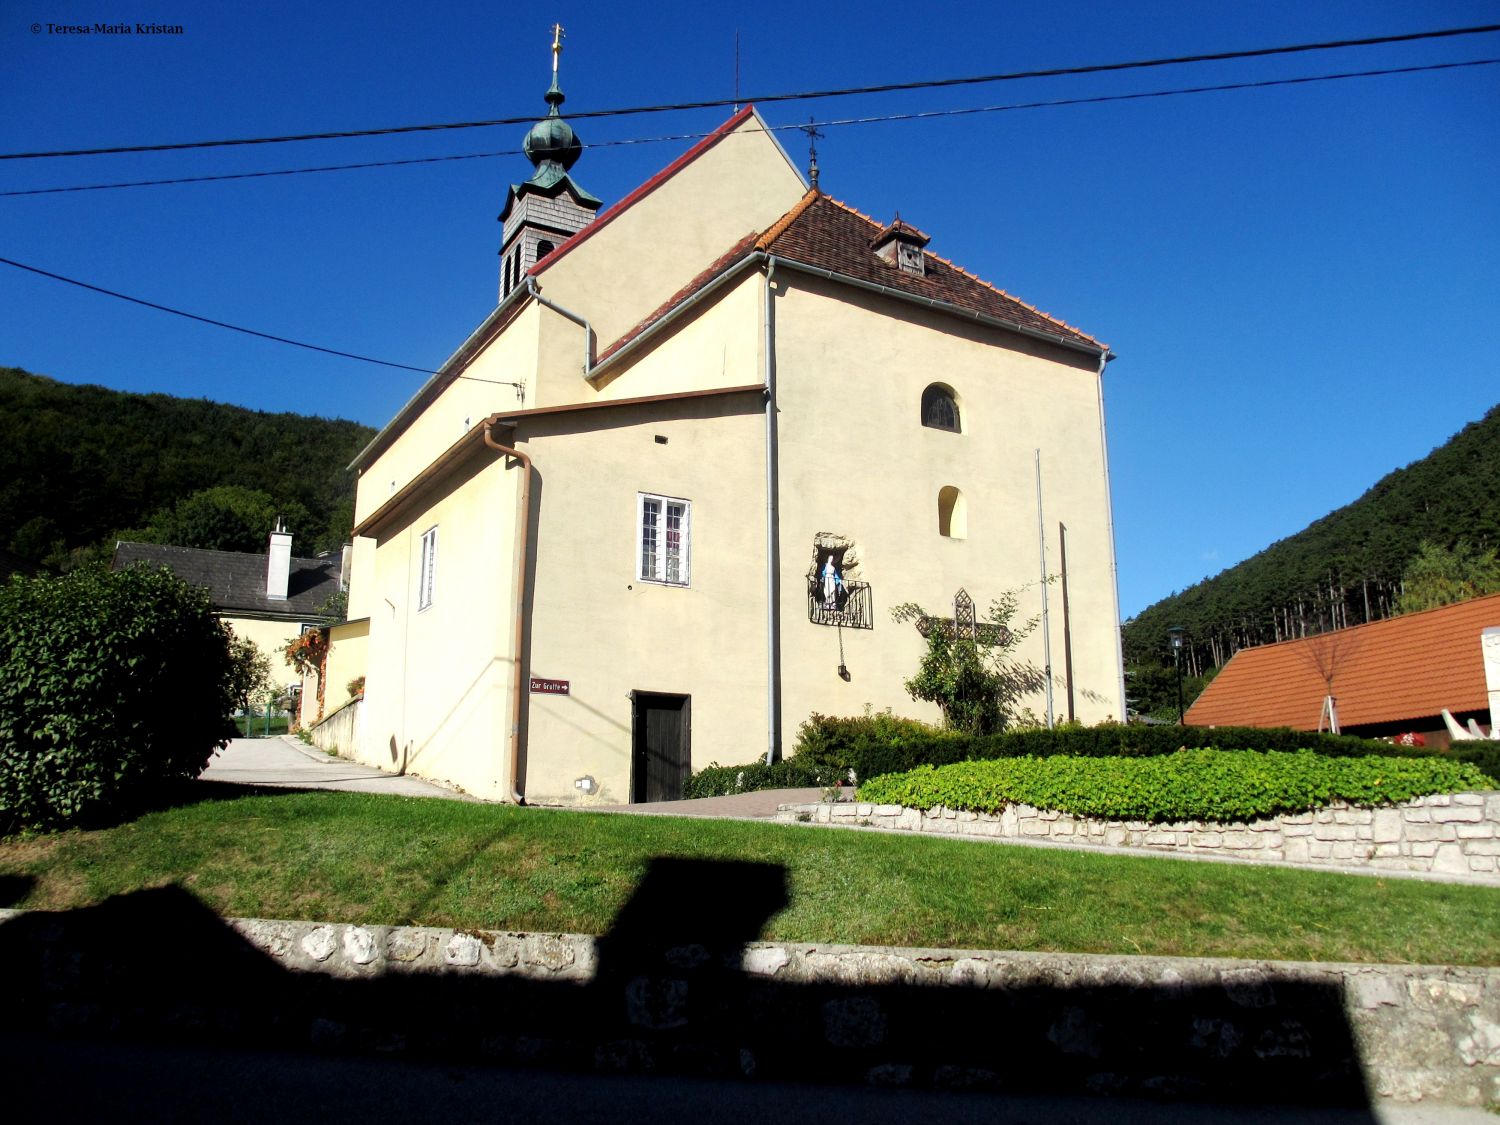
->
[3,786,1498,966]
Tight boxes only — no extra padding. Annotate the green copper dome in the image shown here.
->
[523,78,582,187]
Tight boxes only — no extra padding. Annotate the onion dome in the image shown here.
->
[523,76,583,186]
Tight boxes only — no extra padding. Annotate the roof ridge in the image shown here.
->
[755,188,822,250]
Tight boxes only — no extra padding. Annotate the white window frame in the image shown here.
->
[637,493,691,587]
[418,525,438,610]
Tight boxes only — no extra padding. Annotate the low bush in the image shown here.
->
[1450,743,1500,783]
[683,757,850,799]
[857,750,1495,824]
[0,565,238,833]
[792,710,956,768]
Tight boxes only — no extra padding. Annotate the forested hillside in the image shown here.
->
[1,366,377,571]
[1123,403,1500,695]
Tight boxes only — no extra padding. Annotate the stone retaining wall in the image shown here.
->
[777,792,1500,882]
[3,900,1497,1108]
[308,696,361,757]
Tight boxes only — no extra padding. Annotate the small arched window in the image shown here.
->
[536,239,556,262]
[921,384,961,432]
[938,486,967,539]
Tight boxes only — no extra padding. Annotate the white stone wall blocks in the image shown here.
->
[775,793,1500,884]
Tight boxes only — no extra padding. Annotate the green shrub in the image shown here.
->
[683,757,850,799]
[858,750,1494,824]
[792,710,955,768]
[1450,743,1500,783]
[0,565,238,833]
[791,717,1437,785]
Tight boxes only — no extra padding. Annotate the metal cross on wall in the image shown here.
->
[954,588,976,640]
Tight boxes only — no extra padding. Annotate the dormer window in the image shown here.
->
[871,214,931,278]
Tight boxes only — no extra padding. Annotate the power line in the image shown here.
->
[6,57,1495,198]
[3,23,1496,161]
[0,255,438,374]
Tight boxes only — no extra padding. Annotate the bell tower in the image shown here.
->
[498,25,602,300]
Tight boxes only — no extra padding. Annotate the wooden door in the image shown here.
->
[631,692,690,803]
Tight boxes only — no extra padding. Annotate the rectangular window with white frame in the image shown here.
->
[418,525,438,610]
[638,493,691,586]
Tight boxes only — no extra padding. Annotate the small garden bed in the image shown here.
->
[856,750,1494,823]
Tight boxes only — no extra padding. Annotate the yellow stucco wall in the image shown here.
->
[354,450,524,798]
[771,273,1123,729]
[531,113,804,372]
[354,304,543,527]
[322,617,369,714]
[516,393,769,805]
[588,271,764,401]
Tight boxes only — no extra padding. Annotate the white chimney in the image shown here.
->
[339,543,352,592]
[266,519,292,601]
[1484,627,1500,735]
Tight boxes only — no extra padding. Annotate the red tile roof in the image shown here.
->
[760,191,1106,352]
[1185,592,1500,730]
[593,189,1108,365]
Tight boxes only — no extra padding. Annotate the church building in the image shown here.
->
[332,35,1125,804]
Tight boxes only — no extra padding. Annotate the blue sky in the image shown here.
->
[3,0,1497,619]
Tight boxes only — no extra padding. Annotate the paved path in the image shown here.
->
[201,737,479,801]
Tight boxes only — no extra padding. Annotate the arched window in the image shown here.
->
[938,486,967,539]
[536,239,556,262]
[921,384,961,432]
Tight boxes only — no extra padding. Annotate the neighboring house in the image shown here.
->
[1185,592,1500,746]
[336,61,1124,805]
[112,527,344,703]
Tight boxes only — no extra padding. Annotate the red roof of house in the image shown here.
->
[1185,592,1500,730]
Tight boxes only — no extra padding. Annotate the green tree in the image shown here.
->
[141,486,311,553]
[0,564,238,832]
[1396,540,1500,614]
[225,632,275,736]
[890,588,1047,735]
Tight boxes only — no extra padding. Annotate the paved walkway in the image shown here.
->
[201,737,479,801]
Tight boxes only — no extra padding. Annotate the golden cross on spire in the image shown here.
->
[551,23,565,77]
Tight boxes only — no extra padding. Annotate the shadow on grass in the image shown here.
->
[0,873,35,908]
[0,856,1376,1117]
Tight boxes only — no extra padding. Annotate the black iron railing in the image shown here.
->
[808,580,873,629]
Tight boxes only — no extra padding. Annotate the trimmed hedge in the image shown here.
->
[857,750,1495,824]
[684,712,1464,801]
[683,757,851,799]
[796,717,1434,786]
[0,565,238,833]
[1452,743,1500,783]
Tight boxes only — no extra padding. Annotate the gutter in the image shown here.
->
[1094,350,1127,719]
[770,258,1106,360]
[482,422,534,805]
[764,256,781,765]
